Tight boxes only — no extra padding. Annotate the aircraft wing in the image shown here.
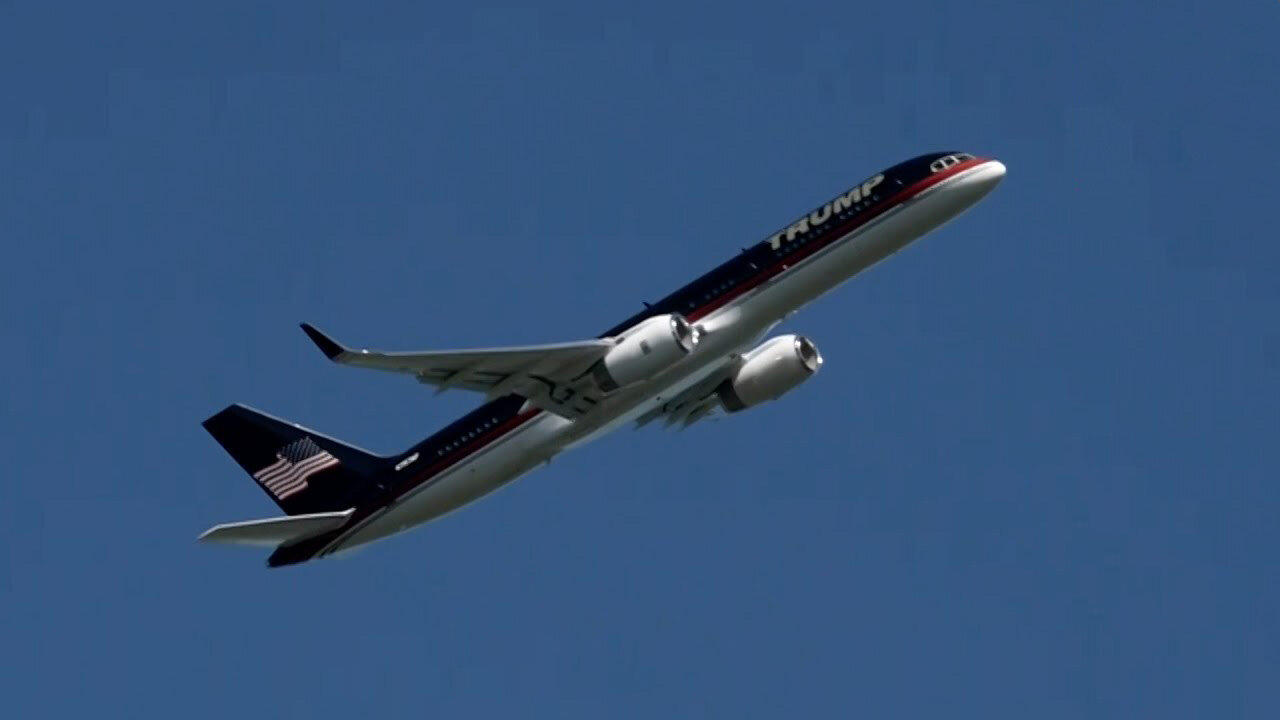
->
[300,324,612,418]
[634,361,733,430]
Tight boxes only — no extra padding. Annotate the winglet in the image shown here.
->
[300,323,347,360]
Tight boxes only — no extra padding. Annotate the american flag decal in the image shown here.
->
[252,437,339,500]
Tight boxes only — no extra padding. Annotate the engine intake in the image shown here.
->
[593,313,698,392]
[718,334,822,412]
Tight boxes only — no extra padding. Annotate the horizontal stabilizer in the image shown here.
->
[198,509,354,548]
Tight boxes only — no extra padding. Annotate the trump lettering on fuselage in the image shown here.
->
[766,174,884,250]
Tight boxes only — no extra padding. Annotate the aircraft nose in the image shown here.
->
[955,158,1006,201]
[975,159,1006,189]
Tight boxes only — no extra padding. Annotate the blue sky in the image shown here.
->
[2,1,1277,717]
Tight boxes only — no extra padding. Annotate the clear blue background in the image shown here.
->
[2,1,1276,717]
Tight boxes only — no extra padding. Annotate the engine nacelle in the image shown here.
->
[717,334,823,412]
[592,313,698,392]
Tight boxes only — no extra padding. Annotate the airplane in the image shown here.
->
[200,151,1006,567]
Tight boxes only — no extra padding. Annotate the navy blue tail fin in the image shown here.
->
[203,404,390,516]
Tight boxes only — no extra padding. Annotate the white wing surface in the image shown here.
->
[300,324,612,418]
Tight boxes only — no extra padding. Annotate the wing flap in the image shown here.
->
[198,509,355,548]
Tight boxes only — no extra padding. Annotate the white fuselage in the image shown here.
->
[324,159,1006,556]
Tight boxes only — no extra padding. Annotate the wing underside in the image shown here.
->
[300,324,612,418]
[634,362,732,429]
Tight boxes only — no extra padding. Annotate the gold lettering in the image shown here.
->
[831,187,862,214]
[785,217,809,241]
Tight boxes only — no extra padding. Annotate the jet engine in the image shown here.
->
[592,313,698,392]
[717,334,823,412]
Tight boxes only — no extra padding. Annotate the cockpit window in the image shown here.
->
[880,152,974,189]
[929,153,974,173]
